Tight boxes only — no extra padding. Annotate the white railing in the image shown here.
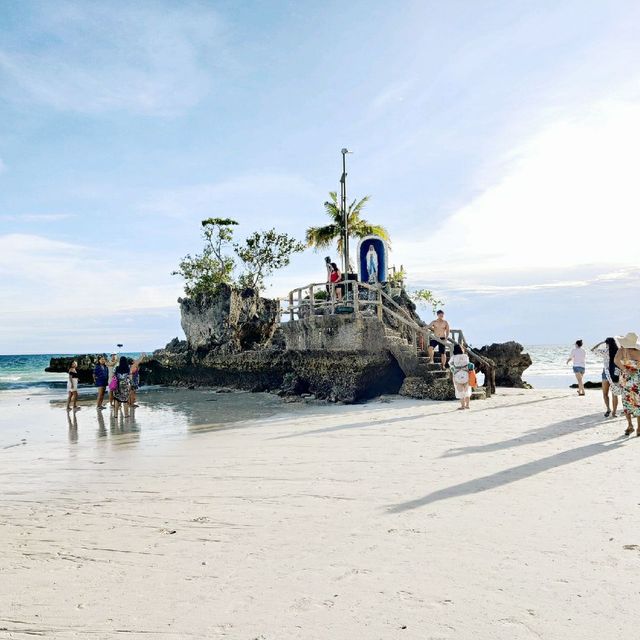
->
[282,280,496,395]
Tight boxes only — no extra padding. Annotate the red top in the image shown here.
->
[330,270,340,283]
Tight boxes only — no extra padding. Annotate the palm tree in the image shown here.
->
[305,192,390,260]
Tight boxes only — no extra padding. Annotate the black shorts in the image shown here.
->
[430,339,445,354]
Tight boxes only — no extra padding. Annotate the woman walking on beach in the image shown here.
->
[567,339,586,396]
[113,356,132,417]
[591,337,621,418]
[613,332,640,436]
[66,361,80,412]
[450,344,471,410]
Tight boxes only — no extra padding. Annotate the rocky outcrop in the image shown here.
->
[475,341,532,388]
[179,285,279,354]
[141,340,403,403]
[45,355,135,384]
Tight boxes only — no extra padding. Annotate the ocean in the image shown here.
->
[0,346,603,396]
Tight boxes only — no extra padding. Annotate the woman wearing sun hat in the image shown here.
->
[614,332,640,436]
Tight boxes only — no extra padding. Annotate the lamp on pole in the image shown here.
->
[340,148,351,277]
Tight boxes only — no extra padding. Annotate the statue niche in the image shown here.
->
[357,235,388,284]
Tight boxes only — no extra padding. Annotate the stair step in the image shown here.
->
[471,388,487,400]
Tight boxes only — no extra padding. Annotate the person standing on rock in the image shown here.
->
[329,262,343,301]
[427,310,450,369]
[93,356,109,410]
[449,344,471,410]
[66,361,80,412]
[567,339,586,396]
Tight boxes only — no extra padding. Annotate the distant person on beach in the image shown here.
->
[66,361,80,412]
[613,332,640,437]
[567,339,586,396]
[113,356,132,417]
[591,337,621,418]
[329,262,343,301]
[93,356,109,410]
[128,354,146,408]
[107,353,117,407]
[427,310,450,369]
[450,344,471,410]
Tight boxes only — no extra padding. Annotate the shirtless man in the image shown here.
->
[427,310,450,369]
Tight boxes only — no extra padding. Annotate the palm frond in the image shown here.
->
[306,224,339,251]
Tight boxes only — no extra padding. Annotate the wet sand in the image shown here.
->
[1,388,639,639]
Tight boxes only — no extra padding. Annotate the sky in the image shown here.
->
[1,0,639,354]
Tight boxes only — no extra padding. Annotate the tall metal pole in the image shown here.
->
[340,148,349,277]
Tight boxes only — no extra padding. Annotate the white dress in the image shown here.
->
[450,353,471,399]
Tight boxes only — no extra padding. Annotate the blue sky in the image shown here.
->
[1,0,639,353]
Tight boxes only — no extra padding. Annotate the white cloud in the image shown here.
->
[394,99,640,286]
[0,234,180,316]
[0,2,225,115]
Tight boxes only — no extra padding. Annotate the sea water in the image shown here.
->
[0,346,602,397]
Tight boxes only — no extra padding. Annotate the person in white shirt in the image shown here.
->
[566,339,586,396]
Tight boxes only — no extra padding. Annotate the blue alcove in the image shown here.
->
[357,235,388,283]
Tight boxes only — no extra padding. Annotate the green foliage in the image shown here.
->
[305,191,390,257]
[234,229,306,290]
[387,267,407,287]
[411,288,444,314]
[172,218,238,297]
[314,289,328,301]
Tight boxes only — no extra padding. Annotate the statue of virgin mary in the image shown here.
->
[366,245,379,283]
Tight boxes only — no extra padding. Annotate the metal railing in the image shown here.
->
[282,281,496,396]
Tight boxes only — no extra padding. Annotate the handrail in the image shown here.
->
[281,280,496,395]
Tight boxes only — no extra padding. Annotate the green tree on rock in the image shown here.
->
[305,192,390,259]
[235,229,305,290]
[172,217,238,297]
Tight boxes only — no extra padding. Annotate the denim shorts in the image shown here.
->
[573,366,585,374]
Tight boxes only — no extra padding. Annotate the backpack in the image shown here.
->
[453,369,469,385]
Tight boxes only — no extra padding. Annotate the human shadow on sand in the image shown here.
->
[387,437,627,513]
[442,412,609,458]
[270,394,568,441]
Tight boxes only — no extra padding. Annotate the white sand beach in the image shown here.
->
[1,388,639,639]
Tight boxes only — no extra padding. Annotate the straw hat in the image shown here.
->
[616,332,640,349]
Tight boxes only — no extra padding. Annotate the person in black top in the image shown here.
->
[93,356,109,410]
[66,361,80,412]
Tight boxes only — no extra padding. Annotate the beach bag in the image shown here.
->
[108,376,118,391]
[453,369,469,385]
[468,370,478,388]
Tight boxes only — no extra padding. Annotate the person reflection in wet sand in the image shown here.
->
[96,408,107,438]
[67,412,78,443]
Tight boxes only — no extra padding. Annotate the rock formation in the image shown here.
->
[474,341,532,388]
[46,355,134,384]
[179,285,279,354]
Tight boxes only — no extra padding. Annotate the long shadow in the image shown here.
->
[268,409,453,440]
[387,437,627,513]
[270,394,567,441]
[442,412,608,458]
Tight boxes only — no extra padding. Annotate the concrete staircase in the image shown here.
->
[384,327,486,400]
